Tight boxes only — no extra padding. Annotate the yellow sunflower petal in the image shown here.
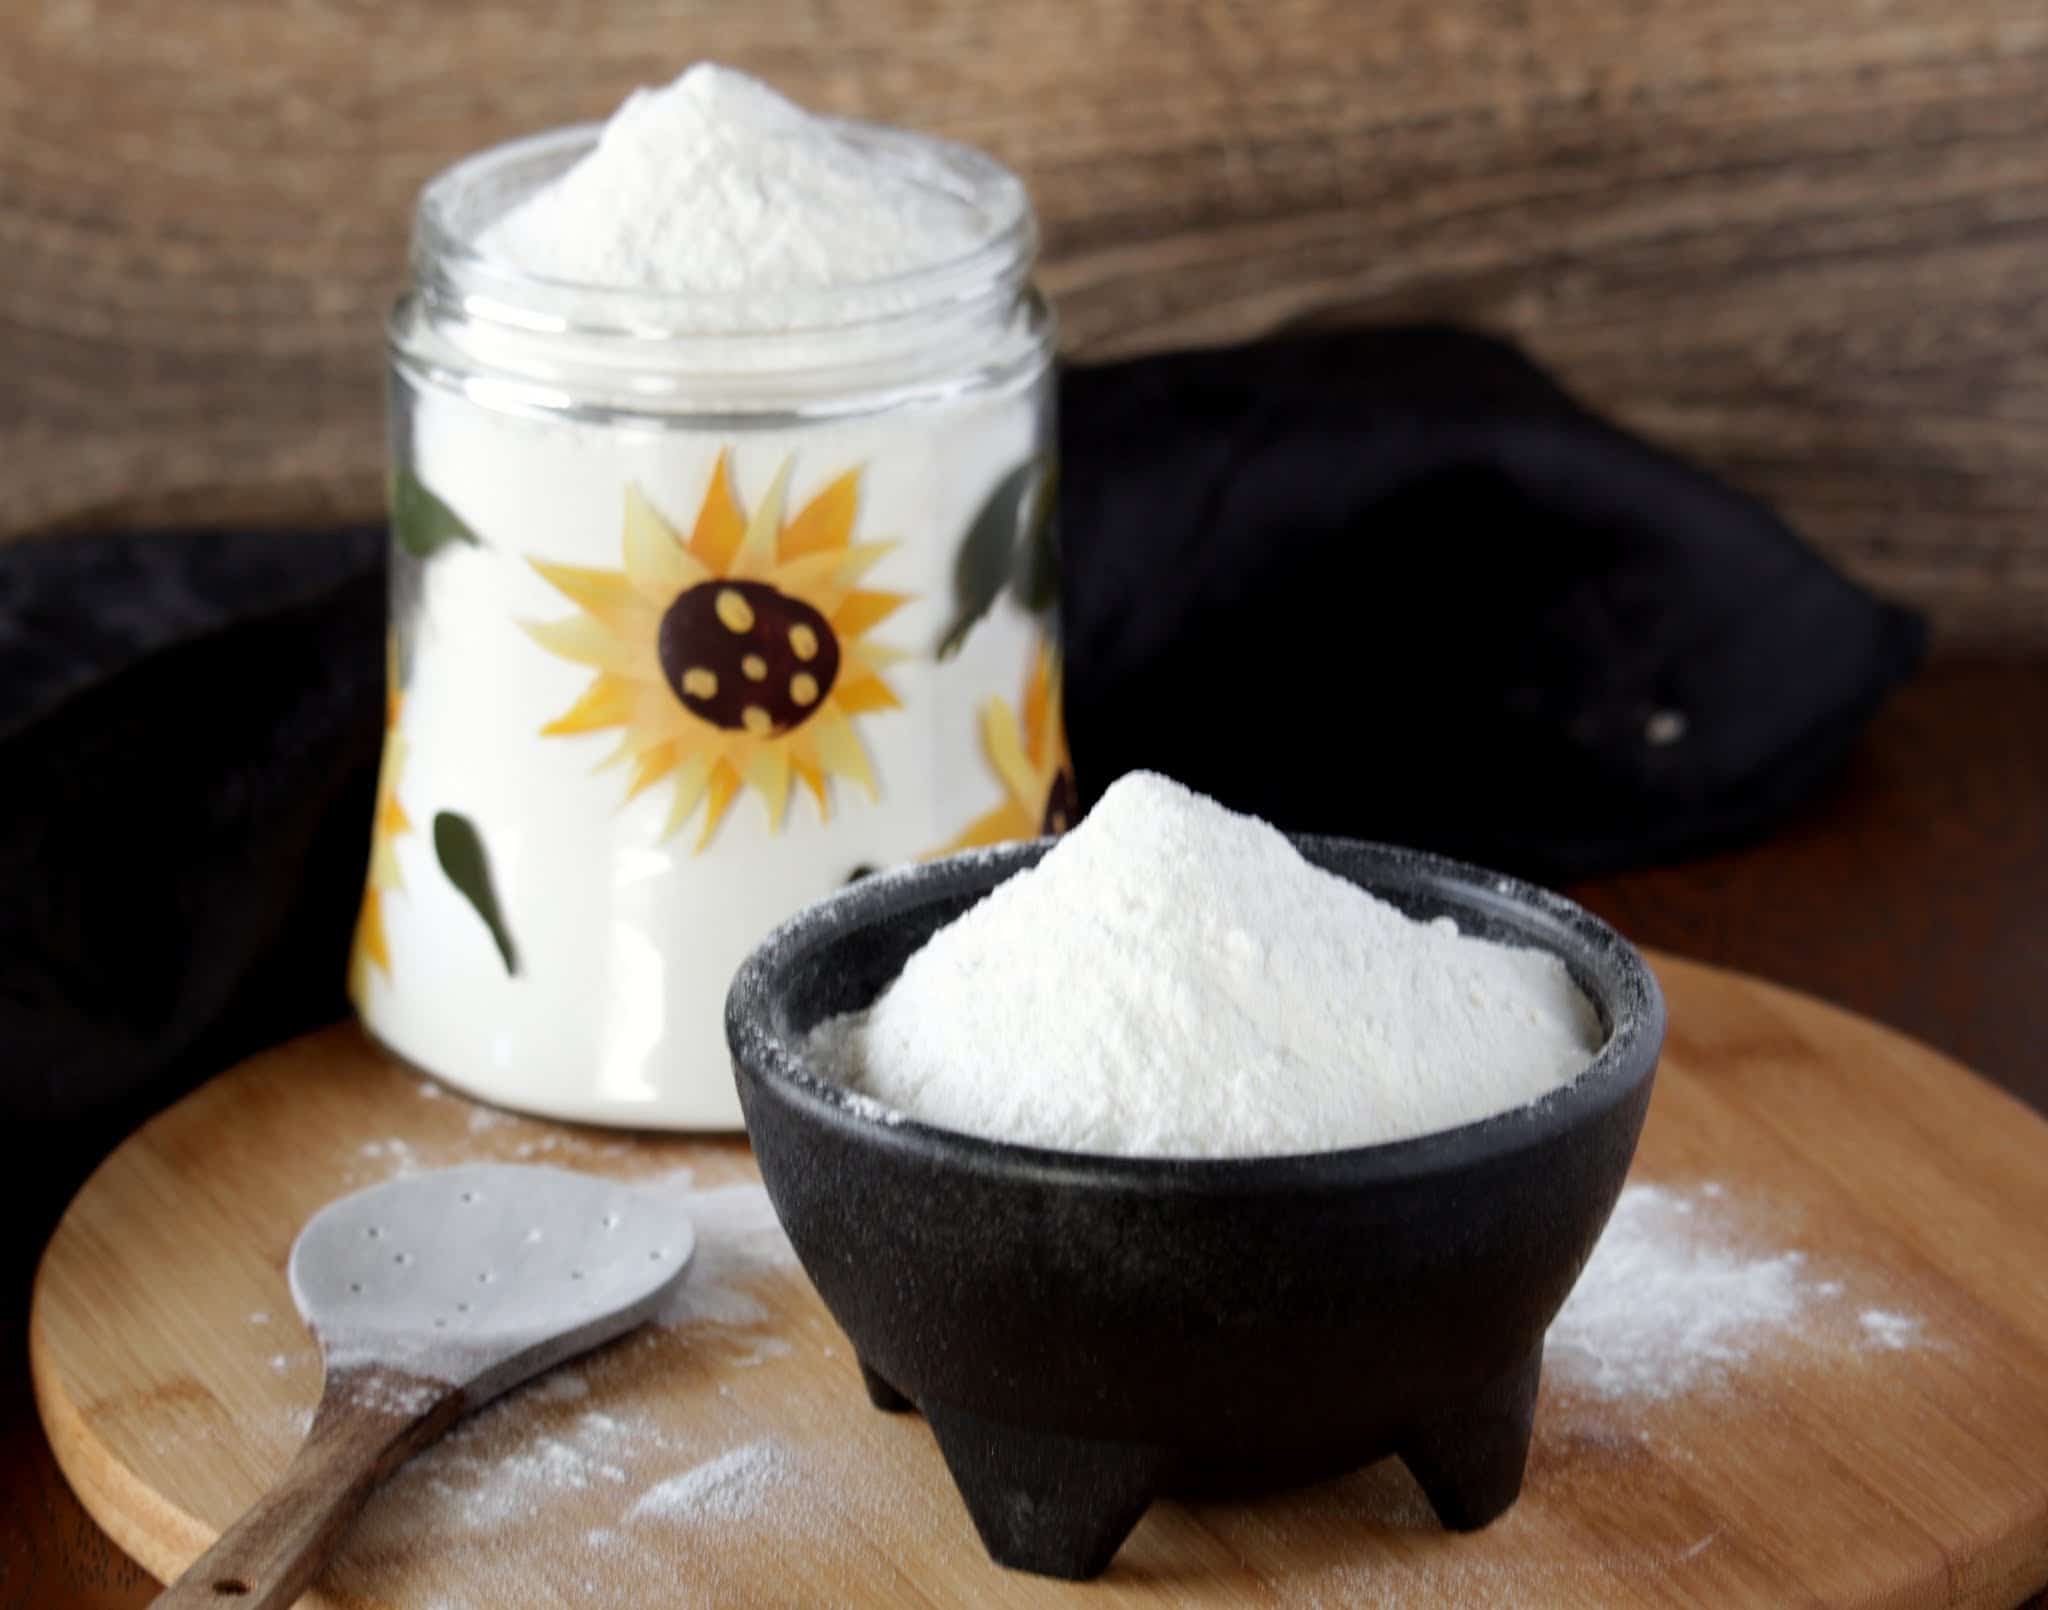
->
[625,740,680,801]
[1022,646,1060,763]
[779,466,861,559]
[369,838,400,894]
[623,484,707,600]
[809,706,878,800]
[730,456,793,579]
[742,744,793,831]
[832,589,910,638]
[832,675,901,715]
[596,691,678,772]
[689,450,748,572]
[981,696,1041,815]
[523,615,639,673]
[383,632,402,725]
[529,562,646,636]
[541,672,636,736]
[765,542,897,617]
[843,640,910,673]
[790,746,830,818]
[590,733,639,774]
[660,755,714,842]
[355,890,390,975]
[697,760,743,850]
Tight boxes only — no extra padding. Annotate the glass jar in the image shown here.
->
[354,122,1064,1128]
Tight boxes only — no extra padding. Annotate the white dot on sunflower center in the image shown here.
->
[741,706,774,736]
[790,673,819,707]
[682,667,718,698]
[789,624,819,661]
[741,654,768,681]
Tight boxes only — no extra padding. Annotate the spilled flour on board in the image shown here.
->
[271,1075,1936,1604]
[339,1164,806,1571]
[1260,1184,1936,1606]
[650,1172,794,1331]
[354,1136,421,1175]
[1547,1184,1810,1400]
[1545,1182,1930,1403]
[359,1401,647,1540]
[1858,1307,1922,1351]
[627,1439,795,1525]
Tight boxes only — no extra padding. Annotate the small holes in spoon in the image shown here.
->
[348,1282,364,1295]
[456,1301,470,1313]
[460,1190,479,1204]
[570,1270,584,1281]
[602,1213,621,1230]
[393,1252,413,1266]
[477,1270,494,1284]
[365,1226,382,1240]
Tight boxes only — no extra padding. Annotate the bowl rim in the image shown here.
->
[725,834,1666,1192]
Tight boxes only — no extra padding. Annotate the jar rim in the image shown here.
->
[412,121,1038,343]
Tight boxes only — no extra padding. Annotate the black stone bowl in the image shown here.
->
[725,838,1663,1581]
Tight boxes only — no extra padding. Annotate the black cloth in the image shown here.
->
[1,326,1922,1133]
[1060,327,1924,873]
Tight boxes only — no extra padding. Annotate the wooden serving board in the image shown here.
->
[31,955,2048,1609]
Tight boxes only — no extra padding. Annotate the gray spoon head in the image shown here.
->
[288,1164,694,1400]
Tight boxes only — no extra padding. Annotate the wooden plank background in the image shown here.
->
[3,0,2045,646]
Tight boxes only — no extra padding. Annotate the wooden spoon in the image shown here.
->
[153,1163,694,1609]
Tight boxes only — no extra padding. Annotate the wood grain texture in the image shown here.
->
[29,962,2048,1608]
[3,2,2046,644]
[152,1369,462,1610]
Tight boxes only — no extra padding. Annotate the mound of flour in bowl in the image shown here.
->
[808,772,1600,1157]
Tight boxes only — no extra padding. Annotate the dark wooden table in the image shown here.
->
[6,657,2045,1610]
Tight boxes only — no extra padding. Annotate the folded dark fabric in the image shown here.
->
[1059,326,1925,875]
[3,565,384,1128]
[0,524,383,737]
[0,326,1922,1130]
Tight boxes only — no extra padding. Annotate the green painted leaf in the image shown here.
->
[391,470,480,561]
[433,811,519,976]
[1009,456,1062,623]
[936,459,1041,660]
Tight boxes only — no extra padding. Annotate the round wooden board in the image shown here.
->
[31,955,2048,1609]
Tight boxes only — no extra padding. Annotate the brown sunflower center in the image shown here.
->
[658,581,841,735]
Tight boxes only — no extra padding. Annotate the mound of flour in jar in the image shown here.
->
[808,773,1602,1157]
[479,62,1006,297]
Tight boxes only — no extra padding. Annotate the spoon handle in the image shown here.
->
[151,1366,462,1610]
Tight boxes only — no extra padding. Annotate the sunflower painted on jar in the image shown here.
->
[526,451,909,848]
[349,644,411,1001]
[941,639,1076,853]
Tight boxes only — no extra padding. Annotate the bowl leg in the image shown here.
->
[857,1356,912,1413]
[924,1400,1170,1581]
[1399,1348,1542,1531]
